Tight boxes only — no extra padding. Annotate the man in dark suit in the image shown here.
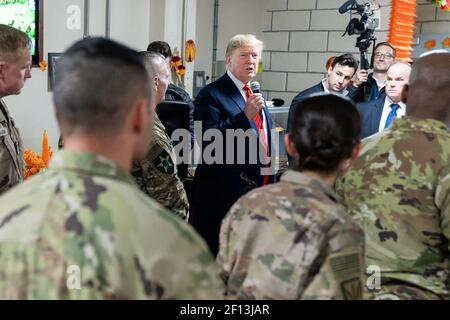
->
[192,34,275,255]
[357,62,411,139]
[287,53,358,133]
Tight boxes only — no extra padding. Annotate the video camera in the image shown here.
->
[339,0,377,70]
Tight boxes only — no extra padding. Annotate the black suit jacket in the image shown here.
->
[192,73,275,255]
[287,82,324,133]
[357,95,386,139]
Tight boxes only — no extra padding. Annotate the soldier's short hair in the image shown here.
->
[53,37,151,136]
[140,51,167,79]
[289,93,361,172]
[0,24,31,63]
[225,34,263,59]
[331,53,359,73]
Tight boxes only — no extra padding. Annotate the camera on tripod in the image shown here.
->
[339,0,378,69]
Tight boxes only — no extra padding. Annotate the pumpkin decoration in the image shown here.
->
[185,40,196,62]
[388,0,417,62]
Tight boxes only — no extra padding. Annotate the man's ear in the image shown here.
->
[327,66,333,76]
[130,99,148,135]
[401,84,409,104]
[0,61,7,82]
[226,55,231,67]
[350,142,361,160]
[153,76,159,92]
[284,133,298,158]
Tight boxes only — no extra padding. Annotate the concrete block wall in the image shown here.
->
[260,0,449,106]
[416,0,450,34]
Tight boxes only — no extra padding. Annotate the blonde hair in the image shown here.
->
[225,34,263,59]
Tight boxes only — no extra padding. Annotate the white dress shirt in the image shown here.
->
[378,96,406,132]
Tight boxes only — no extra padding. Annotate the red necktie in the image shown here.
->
[243,84,269,185]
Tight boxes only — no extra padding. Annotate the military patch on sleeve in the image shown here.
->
[329,252,362,300]
[152,149,175,174]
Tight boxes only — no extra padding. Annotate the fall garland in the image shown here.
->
[388,0,418,62]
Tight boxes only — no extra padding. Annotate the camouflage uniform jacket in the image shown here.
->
[0,150,223,299]
[335,117,450,298]
[217,170,365,299]
[131,113,189,220]
[0,99,24,195]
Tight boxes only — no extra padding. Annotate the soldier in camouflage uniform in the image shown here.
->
[0,38,223,299]
[335,52,450,300]
[131,52,189,220]
[217,94,365,299]
[0,25,32,195]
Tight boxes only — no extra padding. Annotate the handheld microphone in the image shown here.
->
[250,81,261,94]
[250,81,264,117]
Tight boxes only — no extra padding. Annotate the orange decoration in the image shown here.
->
[388,0,417,62]
[177,65,186,76]
[185,40,196,62]
[23,130,53,179]
[38,60,48,71]
[171,55,181,67]
[443,37,450,49]
[424,39,437,50]
[41,130,52,166]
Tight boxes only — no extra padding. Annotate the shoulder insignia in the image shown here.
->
[152,149,175,174]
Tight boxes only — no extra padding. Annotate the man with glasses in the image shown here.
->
[349,42,396,103]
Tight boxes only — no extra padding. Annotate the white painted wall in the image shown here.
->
[216,0,264,59]
[6,0,151,152]
[149,0,165,43]
[194,0,214,83]
[194,0,264,83]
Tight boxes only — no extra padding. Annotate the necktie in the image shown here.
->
[384,103,400,129]
[243,84,269,185]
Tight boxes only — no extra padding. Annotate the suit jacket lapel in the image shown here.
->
[221,73,259,132]
[370,97,385,134]
[222,73,245,111]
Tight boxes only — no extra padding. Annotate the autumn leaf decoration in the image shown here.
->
[424,39,437,50]
[430,0,450,11]
[39,60,48,71]
[24,130,53,179]
[171,53,185,76]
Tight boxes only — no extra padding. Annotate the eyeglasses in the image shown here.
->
[374,52,394,60]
